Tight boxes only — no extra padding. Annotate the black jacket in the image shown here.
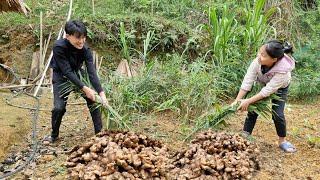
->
[50,39,103,93]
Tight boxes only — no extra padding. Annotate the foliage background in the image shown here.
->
[0,0,319,129]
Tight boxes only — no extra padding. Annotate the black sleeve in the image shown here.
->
[84,48,103,93]
[53,46,85,89]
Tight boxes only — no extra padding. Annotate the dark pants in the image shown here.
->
[243,86,288,137]
[51,81,102,139]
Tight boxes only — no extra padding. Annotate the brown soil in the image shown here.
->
[0,26,35,78]
[0,91,319,179]
[226,102,320,180]
[0,92,31,160]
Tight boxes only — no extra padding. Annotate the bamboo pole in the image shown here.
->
[0,83,50,90]
[97,56,103,72]
[62,0,73,38]
[92,0,95,16]
[39,11,43,71]
[42,32,52,65]
[92,50,96,67]
[30,32,52,84]
[95,52,99,70]
[29,51,40,79]
[33,0,73,97]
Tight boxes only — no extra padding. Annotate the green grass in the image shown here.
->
[289,43,320,100]
[0,12,31,28]
[1,0,319,139]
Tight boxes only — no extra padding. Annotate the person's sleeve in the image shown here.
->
[258,73,290,97]
[240,59,259,91]
[84,48,103,93]
[53,46,85,88]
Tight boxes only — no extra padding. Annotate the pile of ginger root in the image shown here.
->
[169,130,260,179]
[66,130,260,180]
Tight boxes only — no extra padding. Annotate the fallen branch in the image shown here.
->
[0,83,50,90]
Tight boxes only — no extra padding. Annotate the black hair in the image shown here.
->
[265,40,294,60]
[65,20,87,38]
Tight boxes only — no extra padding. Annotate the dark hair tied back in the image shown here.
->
[265,40,293,60]
[283,41,294,54]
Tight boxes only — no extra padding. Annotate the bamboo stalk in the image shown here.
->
[30,32,52,84]
[43,32,52,65]
[62,0,73,38]
[33,0,73,97]
[92,0,95,16]
[97,56,103,72]
[92,50,96,67]
[151,0,153,15]
[0,83,50,90]
[39,11,43,71]
[95,52,99,70]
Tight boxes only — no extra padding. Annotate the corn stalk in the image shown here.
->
[207,5,238,66]
[242,0,276,57]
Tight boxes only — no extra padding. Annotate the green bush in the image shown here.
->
[290,43,320,100]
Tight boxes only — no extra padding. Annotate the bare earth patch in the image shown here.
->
[0,92,31,161]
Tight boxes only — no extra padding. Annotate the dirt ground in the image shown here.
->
[0,27,35,78]
[0,90,319,179]
[0,92,31,159]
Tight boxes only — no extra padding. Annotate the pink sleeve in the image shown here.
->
[240,59,259,91]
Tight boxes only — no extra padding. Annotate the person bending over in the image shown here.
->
[44,20,107,143]
[233,40,296,153]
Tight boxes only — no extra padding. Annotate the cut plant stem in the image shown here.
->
[184,84,281,141]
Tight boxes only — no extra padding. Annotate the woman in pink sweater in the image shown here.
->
[233,40,296,153]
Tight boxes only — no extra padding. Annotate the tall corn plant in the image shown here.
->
[206,5,238,66]
[241,0,276,59]
[205,0,276,98]
[205,4,244,99]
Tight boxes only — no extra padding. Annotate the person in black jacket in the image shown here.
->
[44,20,107,143]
